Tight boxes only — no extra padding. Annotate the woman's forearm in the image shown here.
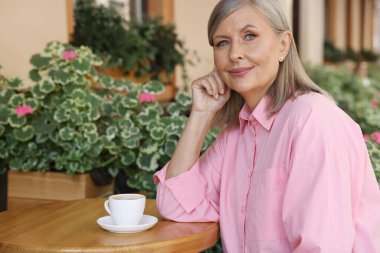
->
[165,111,214,179]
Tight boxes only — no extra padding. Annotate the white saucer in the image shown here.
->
[97,215,158,233]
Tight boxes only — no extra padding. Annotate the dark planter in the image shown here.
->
[0,171,7,212]
[114,169,139,194]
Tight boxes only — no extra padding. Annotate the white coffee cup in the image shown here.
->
[104,193,146,226]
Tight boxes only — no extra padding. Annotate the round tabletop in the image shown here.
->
[0,198,219,253]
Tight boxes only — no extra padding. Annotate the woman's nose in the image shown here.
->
[229,42,244,62]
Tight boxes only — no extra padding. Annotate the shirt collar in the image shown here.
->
[238,96,276,132]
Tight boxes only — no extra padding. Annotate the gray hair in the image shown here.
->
[208,0,327,127]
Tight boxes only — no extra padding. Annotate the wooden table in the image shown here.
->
[0,198,219,253]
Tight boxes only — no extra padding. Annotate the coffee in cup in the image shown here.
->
[104,193,146,226]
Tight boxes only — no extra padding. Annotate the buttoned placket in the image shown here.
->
[240,119,257,252]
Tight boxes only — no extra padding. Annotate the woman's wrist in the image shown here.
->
[165,111,213,180]
[189,110,215,127]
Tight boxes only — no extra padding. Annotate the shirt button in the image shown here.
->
[241,206,244,212]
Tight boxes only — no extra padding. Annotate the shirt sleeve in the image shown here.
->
[282,106,380,252]
[153,129,227,222]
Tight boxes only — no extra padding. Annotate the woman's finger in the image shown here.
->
[194,78,213,96]
[191,70,224,100]
[206,78,219,99]
[213,71,225,95]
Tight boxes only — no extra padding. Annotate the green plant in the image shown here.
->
[324,41,345,62]
[360,50,379,62]
[345,48,360,62]
[72,0,130,67]
[367,62,380,81]
[323,41,380,64]
[100,88,220,192]
[0,41,218,192]
[124,18,188,81]
[0,41,107,174]
[0,65,5,90]
[72,0,189,83]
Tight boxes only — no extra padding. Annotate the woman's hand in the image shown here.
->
[166,70,230,180]
[191,69,231,113]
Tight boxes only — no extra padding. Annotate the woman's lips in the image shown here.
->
[229,67,253,77]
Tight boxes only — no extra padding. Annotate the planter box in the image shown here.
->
[8,171,113,201]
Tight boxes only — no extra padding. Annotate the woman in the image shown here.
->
[153,0,380,252]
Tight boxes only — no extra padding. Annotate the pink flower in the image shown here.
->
[363,134,371,141]
[372,132,380,144]
[371,99,378,109]
[15,105,33,116]
[62,50,77,60]
[138,93,156,103]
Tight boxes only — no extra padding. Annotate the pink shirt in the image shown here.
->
[154,92,380,253]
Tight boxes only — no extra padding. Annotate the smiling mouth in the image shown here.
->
[229,67,253,77]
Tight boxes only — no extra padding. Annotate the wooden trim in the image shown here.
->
[326,0,337,44]
[360,0,375,51]
[369,0,375,50]
[360,0,365,50]
[370,0,380,51]
[66,0,74,42]
[147,0,174,24]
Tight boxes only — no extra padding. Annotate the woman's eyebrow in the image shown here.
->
[213,24,258,39]
[240,24,258,31]
[213,34,229,40]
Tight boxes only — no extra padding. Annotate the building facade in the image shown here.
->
[0,0,379,88]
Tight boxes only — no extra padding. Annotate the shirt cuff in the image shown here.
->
[153,162,206,213]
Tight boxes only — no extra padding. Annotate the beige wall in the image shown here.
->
[6,0,375,91]
[174,0,219,89]
[299,0,325,64]
[362,0,373,51]
[279,0,293,30]
[0,0,68,86]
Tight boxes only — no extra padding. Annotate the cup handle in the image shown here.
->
[104,200,111,215]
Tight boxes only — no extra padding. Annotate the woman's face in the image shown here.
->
[213,4,289,109]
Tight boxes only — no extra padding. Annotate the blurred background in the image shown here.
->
[1,0,379,88]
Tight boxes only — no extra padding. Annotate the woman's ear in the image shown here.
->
[279,31,292,61]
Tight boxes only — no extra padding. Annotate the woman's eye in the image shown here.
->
[244,33,256,40]
[215,40,229,47]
